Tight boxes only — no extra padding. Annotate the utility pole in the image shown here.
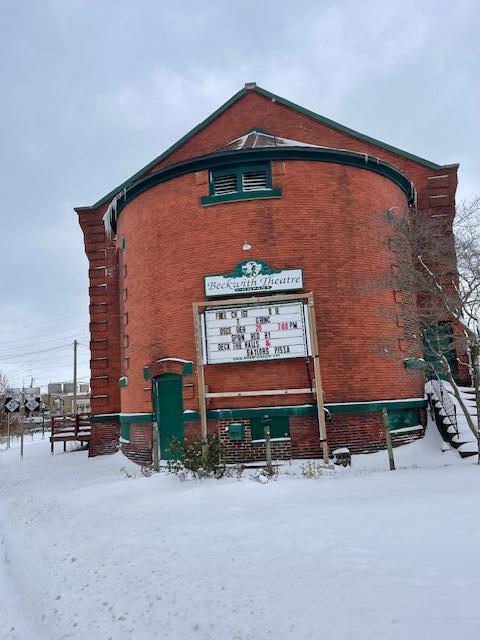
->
[73,340,78,416]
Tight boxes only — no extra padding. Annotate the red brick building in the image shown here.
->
[76,83,459,464]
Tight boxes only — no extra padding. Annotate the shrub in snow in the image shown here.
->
[166,435,225,479]
[300,461,334,479]
[249,466,278,483]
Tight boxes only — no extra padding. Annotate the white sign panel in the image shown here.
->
[204,260,303,298]
[203,301,311,364]
[23,387,41,400]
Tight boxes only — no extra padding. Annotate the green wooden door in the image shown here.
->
[152,373,184,460]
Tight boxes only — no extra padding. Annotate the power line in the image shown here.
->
[0,312,89,333]
[0,325,89,348]
[0,343,75,362]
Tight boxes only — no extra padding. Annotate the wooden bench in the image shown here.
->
[50,414,91,454]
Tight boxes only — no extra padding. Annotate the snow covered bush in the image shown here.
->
[166,435,225,479]
[300,461,333,479]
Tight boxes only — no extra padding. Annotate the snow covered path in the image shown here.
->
[0,426,479,640]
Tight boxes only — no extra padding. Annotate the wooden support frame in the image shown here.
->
[205,388,315,398]
[192,292,329,463]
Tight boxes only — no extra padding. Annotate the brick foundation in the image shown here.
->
[89,421,120,457]
[181,412,425,464]
[121,422,153,466]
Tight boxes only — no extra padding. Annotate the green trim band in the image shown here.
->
[88,84,440,210]
[92,400,425,426]
[201,188,282,207]
[104,147,414,232]
[119,413,153,424]
[182,399,426,421]
[90,412,153,424]
[90,413,120,424]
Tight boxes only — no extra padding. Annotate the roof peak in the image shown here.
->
[88,83,443,210]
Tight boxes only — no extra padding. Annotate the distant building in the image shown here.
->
[46,382,91,415]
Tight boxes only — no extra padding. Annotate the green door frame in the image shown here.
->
[152,373,184,460]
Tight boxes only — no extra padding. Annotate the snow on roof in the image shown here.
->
[218,130,320,152]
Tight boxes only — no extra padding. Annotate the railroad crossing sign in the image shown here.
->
[24,388,41,413]
[25,397,40,412]
[4,397,20,413]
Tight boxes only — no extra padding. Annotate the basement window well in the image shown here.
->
[200,163,281,206]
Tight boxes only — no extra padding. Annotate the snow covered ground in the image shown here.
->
[1,420,479,640]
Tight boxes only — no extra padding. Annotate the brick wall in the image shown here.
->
[121,422,153,466]
[117,162,424,417]
[77,206,122,458]
[89,421,120,457]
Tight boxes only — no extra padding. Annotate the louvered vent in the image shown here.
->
[213,174,237,195]
[242,170,268,191]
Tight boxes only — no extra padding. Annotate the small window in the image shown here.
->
[210,163,272,197]
[201,163,281,206]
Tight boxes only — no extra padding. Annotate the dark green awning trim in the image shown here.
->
[105,146,415,232]
[326,399,426,414]
[91,413,120,424]
[91,413,153,424]
[182,399,426,421]
[119,413,153,424]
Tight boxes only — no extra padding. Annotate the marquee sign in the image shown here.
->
[204,260,303,298]
[202,300,311,365]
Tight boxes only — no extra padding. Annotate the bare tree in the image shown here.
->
[391,198,480,453]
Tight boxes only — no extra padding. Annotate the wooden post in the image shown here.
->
[73,340,78,416]
[382,408,395,471]
[263,415,273,474]
[50,416,54,454]
[6,412,10,450]
[192,304,208,457]
[152,422,160,472]
[307,294,329,464]
[20,424,24,458]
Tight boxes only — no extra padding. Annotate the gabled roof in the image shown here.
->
[91,83,441,209]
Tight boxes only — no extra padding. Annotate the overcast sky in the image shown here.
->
[0,0,478,391]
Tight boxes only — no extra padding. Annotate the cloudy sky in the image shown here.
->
[0,0,478,391]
